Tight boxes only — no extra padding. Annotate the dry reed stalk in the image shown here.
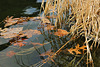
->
[41,0,100,66]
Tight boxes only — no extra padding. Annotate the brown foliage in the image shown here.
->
[54,29,69,37]
[67,44,87,55]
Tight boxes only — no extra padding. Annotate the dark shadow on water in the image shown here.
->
[0,42,11,51]
[0,0,41,22]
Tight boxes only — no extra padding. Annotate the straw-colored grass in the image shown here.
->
[40,0,100,67]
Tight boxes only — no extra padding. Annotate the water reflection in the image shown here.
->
[23,7,39,15]
[0,0,100,67]
[0,0,41,22]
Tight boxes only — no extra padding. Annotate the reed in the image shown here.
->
[41,0,100,67]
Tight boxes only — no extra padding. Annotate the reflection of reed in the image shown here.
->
[0,42,10,51]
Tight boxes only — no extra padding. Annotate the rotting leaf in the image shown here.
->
[54,29,69,37]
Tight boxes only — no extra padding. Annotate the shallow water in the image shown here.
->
[0,0,100,67]
[0,0,49,67]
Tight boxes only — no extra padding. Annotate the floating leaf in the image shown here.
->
[0,27,23,38]
[19,29,41,38]
[14,41,27,47]
[6,51,16,57]
[67,44,87,55]
[54,29,69,37]
[44,25,55,30]
[4,16,29,27]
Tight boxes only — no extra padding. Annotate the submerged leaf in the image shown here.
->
[6,51,16,57]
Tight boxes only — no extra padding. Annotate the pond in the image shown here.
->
[0,0,100,67]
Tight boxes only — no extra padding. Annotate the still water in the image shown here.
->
[0,0,100,67]
[0,0,50,67]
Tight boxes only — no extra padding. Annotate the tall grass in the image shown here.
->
[41,0,100,67]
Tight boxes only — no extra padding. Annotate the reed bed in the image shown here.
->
[41,0,100,67]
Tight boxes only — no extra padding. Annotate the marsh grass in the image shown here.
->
[40,0,100,67]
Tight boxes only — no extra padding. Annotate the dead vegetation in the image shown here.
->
[0,0,100,67]
[39,0,100,67]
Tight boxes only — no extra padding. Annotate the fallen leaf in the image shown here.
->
[44,25,55,30]
[6,51,16,57]
[54,29,69,37]
[67,44,87,55]
[14,41,27,47]
[0,27,23,38]
[4,16,19,27]
[19,29,41,38]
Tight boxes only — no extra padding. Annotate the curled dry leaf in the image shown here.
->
[54,29,69,37]
[0,27,23,38]
[19,29,41,38]
[6,51,16,57]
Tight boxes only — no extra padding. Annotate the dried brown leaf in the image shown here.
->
[14,41,27,47]
[44,25,55,30]
[54,29,69,37]
[4,16,19,27]
[67,44,86,55]
[0,27,23,38]
[19,29,41,38]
